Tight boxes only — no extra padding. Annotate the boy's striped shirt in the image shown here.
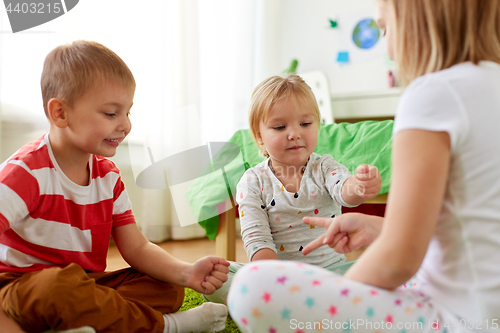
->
[0,134,136,273]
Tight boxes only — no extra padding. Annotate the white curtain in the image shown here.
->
[0,0,283,241]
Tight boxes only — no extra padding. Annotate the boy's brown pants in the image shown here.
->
[0,263,185,333]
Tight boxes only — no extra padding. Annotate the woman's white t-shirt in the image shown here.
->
[393,61,500,325]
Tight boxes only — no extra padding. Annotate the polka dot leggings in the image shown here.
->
[227,261,451,333]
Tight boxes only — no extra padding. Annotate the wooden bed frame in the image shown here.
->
[215,193,388,261]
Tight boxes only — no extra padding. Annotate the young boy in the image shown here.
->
[0,40,229,333]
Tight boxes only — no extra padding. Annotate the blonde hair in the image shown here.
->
[248,74,320,157]
[388,0,500,86]
[41,40,136,116]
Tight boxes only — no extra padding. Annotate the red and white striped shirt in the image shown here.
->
[0,134,136,273]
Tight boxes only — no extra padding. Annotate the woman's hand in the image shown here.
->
[301,213,382,255]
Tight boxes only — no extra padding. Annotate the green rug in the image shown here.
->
[179,288,241,333]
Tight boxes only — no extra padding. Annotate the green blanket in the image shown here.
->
[186,120,394,240]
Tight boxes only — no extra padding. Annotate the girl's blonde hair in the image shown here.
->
[248,74,320,157]
[388,0,500,86]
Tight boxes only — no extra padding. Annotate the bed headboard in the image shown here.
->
[331,88,401,122]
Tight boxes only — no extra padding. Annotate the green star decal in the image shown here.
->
[281,308,291,320]
[305,297,315,308]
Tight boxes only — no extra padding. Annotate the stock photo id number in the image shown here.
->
[5,2,63,14]
[441,319,499,331]
[3,0,79,33]
[290,318,499,331]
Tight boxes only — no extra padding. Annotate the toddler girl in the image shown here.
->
[203,74,381,304]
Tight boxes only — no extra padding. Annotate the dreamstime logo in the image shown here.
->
[135,141,245,227]
[3,0,79,33]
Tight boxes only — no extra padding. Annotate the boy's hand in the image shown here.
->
[186,256,230,294]
[353,164,381,200]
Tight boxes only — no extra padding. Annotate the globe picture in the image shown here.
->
[352,18,381,49]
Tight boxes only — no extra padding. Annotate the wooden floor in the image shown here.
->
[106,237,363,271]
[106,237,249,271]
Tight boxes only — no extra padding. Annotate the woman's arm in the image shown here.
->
[345,129,450,289]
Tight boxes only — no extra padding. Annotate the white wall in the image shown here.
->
[272,0,392,94]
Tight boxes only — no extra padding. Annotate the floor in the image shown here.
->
[106,237,363,271]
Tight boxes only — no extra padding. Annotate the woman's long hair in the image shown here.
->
[389,0,500,86]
